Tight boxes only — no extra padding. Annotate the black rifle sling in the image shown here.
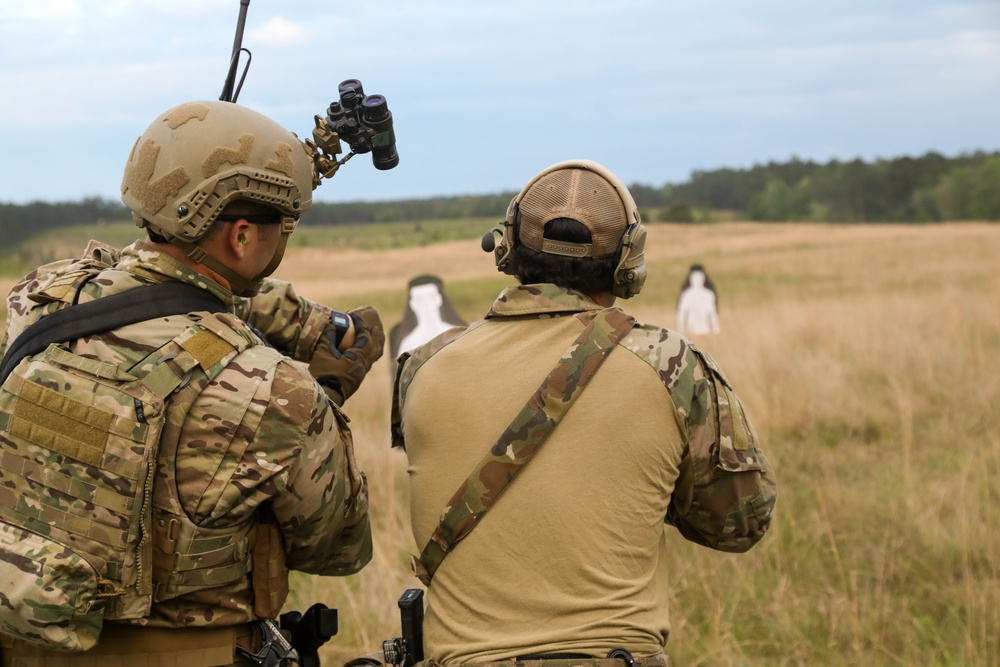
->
[0,282,227,385]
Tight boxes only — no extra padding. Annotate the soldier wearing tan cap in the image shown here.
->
[392,160,777,667]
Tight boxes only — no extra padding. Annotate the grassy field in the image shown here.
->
[2,221,999,666]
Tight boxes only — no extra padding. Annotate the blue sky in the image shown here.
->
[1,0,998,205]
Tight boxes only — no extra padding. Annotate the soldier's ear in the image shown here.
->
[224,219,252,258]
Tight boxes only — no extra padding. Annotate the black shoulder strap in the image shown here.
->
[1,282,227,385]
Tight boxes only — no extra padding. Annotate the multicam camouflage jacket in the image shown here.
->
[0,240,373,629]
[394,283,776,555]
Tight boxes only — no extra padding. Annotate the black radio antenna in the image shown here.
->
[220,0,252,103]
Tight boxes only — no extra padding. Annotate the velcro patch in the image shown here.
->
[10,382,111,467]
[180,329,236,370]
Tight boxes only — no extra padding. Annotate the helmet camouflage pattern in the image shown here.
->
[121,100,315,242]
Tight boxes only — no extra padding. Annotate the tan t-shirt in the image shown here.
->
[394,285,775,664]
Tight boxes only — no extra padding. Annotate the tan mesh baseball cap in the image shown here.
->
[517,166,629,258]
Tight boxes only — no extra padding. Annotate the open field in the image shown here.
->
[2,221,999,666]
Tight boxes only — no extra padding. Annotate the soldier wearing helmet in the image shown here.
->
[392,160,777,666]
[0,101,383,664]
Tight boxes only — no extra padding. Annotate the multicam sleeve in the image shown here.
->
[236,279,384,406]
[235,279,333,362]
[665,342,777,552]
[265,363,372,575]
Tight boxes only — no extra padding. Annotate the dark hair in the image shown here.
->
[677,263,720,311]
[399,275,465,331]
[510,218,617,294]
[146,224,222,243]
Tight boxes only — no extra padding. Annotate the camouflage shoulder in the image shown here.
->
[219,329,331,454]
[617,323,748,438]
[8,242,121,308]
[265,351,334,429]
[618,322,706,421]
[207,311,270,349]
[4,249,122,346]
[622,323,775,550]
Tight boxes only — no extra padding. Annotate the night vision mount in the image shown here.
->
[219,0,398,189]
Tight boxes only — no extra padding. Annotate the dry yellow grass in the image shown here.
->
[2,222,998,666]
[282,222,1000,667]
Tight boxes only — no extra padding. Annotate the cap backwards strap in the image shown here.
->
[413,307,635,585]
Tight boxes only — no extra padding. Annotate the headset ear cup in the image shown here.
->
[495,200,519,275]
[612,222,647,298]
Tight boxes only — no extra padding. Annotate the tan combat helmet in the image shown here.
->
[121,100,315,296]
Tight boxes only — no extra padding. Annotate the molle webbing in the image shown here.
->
[415,308,635,585]
[140,316,266,603]
[148,322,281,606]
[0,312,251,627]
[151,516,254,602]
[0,345,177,618]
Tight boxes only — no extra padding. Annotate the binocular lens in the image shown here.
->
[339,79,364,96]
[361,94,398,171]
[361,95,388,121]
[339,79,365,110]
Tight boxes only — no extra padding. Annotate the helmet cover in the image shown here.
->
[121,100,315,242]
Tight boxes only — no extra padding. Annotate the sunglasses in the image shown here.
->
[216,213,283,225]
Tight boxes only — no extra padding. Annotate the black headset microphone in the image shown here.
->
[481,228,502,253]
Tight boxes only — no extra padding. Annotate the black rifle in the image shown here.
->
[382,589,424,667]
[281,604,339,667]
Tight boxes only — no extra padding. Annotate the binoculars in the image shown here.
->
[321,79,399,171]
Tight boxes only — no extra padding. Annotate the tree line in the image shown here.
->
[639,150,1000,223]
[2,151,997,247]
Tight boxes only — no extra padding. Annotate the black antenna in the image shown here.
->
[220,0,252,102]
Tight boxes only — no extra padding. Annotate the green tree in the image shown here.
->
[748,177,793,221]
[662,202,695,223]
[971,155,1000,220]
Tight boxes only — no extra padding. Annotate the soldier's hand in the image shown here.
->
[340,305,385,366]
[309,305,385,406]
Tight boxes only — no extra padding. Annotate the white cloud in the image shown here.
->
[248,16,308,48]
[1,0,998,204]
[129,0,231,19]
[3,0,81,21]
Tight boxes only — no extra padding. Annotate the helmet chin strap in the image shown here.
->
[252,217,296,292]
[167,217,296,298]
